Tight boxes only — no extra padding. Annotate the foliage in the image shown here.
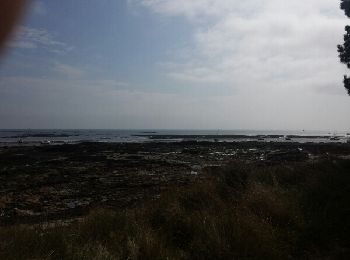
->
[338,1,350,95]
[341,0,350,18]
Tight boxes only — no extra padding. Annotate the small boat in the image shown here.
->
[17,139,23,144]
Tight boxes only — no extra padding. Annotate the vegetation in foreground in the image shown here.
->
[1,159,350,260]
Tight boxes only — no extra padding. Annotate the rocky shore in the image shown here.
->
[1,141,350,225]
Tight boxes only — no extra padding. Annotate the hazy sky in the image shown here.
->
[1,0,350,130]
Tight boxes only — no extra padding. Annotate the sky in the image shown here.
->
[0,0,350,131]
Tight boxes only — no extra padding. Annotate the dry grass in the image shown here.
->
[1,159,350,259]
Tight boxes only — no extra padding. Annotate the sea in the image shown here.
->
[0,129,349,146]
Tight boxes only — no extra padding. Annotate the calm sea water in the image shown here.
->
[0,129,349,145]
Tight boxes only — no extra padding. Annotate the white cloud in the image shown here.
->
[7,41,37,49]
[132,0,259,19]
[53,63,85,79]
[8,26,72,54]
[133,0,349,95]
[2,1,350,130]
[1,75,350,130]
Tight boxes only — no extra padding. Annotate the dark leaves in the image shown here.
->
[338,1,350,95]
[341,0,350,18]
[344,76,350,95]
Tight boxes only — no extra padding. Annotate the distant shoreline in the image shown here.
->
[0,129,349,146]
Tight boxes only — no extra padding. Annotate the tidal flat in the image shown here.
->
[1,141,350,225]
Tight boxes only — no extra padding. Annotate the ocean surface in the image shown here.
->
[0,129,349,146]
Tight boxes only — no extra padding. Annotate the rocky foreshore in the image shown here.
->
[1,141,350,225]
